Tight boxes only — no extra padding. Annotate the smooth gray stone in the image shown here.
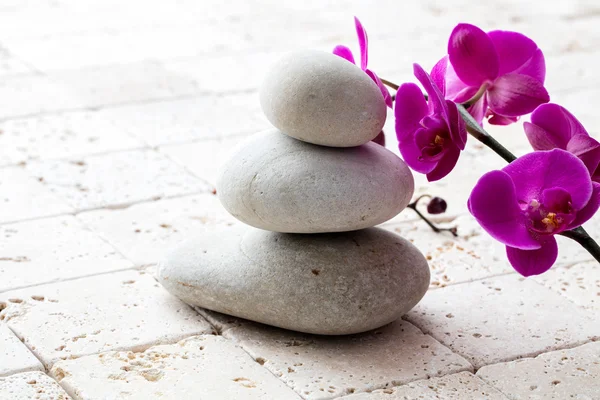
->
[216,130,414,233]
[260,50,386,147]
[157,226,430,335]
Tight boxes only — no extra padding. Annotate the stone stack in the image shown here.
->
[158,50,430,335]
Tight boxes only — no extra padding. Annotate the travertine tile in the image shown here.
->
[533,261,600,309]
[0,167,73,224]
[26,149,210,210]
[224,319,472,399]
[51,335,301,400]
[49,62,201,108]
[341,371,508,399]
[0,270,213,368]
[163,51,284,93]
[101,94,269,146]
[0,111,144,166]
[78,194,239,266]
[0,74,81,119]
[0,324,43,377]
[160,135,250,186]
[0,371,70,400]
[0,216,133,293]
[405,275,599,368]
[382,222,506,289]
[477,341,600,400]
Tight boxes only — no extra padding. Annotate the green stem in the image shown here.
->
[558,227,600,264]
[456,104,516,163]
[380,78,399,90]
[456,103,600,264]
[407,195,458,237]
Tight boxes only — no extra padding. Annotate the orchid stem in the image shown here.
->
[456,103,600,264]
[558,227,600,264]
[407,195,458,237]
[380,78,399,90]
[456,104,516,163]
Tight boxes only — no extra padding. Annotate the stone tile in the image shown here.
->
[405,275,599,369]
[160,135,250,186]
[381,222,507,289]
[0,270,214,368]
[163,51,284,94]
[78,194,239,266]
[0,324,43,377]
[0,167,73,224]
[224,319,472,399]
[102,94,269,146]
[48,62,200,109]
[51,335,301,400]
[0,74,81,120]
[477,341,600,400]
[533,261,600,309]
[340,371,508,399]
[0,111,144,166]
[0,50,33,77]
[0,216,133,293]
[0,371,70,400]
[26,149,210,211]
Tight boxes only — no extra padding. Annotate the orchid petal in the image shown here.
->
[524,122,561,150]
[487,73,549,117]
[487,30,541,78]
[366,69,393,108]
[394,82,428,141]
[431,56,448,96]
[446,99,467,150]
[503,149,593,210]
[426,145,460,181]
[467,96,488,126]
[570,182,600,228]
[333,45,356,65]
[398,136,437,174]
[506,238,557,277]
[354,17,368,70]
[528,103,588,149]
[469,170,541,249]
[514,48,546,83]
[443,61,478,103]
[448,23,499,86]
[413,63,446,116]
[488,113,519,125]
[566,134,600,177]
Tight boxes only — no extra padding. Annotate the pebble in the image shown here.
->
[157,225,430,335]
[260,50,387,147]
[217,130,414,233]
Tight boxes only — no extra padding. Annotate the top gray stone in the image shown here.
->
[259,50,387,147]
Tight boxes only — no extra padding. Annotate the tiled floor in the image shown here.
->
[1,0,599,399]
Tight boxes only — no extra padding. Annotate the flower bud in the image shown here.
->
[427,197,447,214]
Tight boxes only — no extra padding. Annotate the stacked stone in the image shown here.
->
[158,50,430,335]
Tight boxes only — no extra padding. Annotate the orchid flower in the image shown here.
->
[524,103,600,184]
[333,17,393,108]
[395,63,467,181]
[432,23,549,125]
[468,149,600,276]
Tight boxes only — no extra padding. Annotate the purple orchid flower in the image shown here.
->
[333,17,393,108]
[524,103,600,184]
[468,149,600,276]
[395,63,467,182]
[432,23,549,125]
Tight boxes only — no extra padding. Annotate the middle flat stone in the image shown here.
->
[217,130,414,233]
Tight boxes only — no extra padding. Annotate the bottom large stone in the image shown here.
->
[157,226,430,335]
